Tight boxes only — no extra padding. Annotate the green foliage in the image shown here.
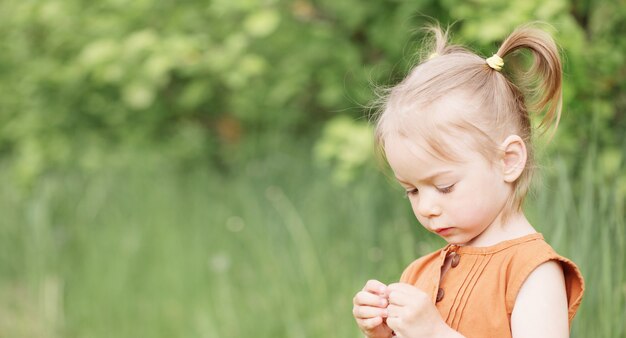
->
[313,115,374,184]
[0,0,624,179]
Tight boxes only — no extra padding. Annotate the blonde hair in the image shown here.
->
[374,23,562,215]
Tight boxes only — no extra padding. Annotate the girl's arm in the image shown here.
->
[511,260,569,338]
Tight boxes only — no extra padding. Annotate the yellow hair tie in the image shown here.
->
[486,54,504,71]
[428,52,438,60]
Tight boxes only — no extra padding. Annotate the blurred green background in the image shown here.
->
[0,0,624,337]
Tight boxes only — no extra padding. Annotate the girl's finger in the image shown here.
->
[388,290,407,306]
[358,316,383,330]
[353,305,388,319]
[363,279,387,295]
[353,290,388,307]
[386,304,402,318]
[386,316,400,331]
[389,288,429,307]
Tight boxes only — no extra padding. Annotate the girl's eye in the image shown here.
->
[405,188,418,197]
[437,184,455,194]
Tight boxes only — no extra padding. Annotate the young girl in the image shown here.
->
[352,24,585,338]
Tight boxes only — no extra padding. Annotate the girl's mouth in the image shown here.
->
[435,227,453,235]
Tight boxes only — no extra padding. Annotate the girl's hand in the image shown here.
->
[352,280,393,338]
[386,283,463,338]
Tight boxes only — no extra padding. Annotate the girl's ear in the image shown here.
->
[500,135,527,183]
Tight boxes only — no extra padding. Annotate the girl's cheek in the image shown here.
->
[451,195,482,216]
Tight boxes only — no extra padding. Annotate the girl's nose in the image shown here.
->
[415,193,442,218]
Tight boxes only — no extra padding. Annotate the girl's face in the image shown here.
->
[384,134,512,247]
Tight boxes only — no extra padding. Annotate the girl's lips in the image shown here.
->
[435,227,453,235]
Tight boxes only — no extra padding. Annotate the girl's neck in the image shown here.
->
[462,211,536,248]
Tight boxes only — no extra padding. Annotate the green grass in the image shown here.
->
[0,145,623,337]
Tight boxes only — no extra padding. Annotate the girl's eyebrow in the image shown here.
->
[395,170,454,184]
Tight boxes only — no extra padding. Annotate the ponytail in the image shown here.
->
[497,25,563,135]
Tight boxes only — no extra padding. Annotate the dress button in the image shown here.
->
[436,288,445,302]
[450,252,460,268]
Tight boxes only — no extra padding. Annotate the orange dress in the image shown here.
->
[400,233,584,338]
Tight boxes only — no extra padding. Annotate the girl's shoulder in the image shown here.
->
[501,235,585,320]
